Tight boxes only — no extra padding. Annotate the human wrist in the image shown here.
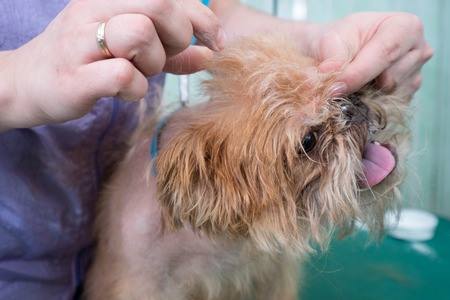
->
[213,0,323,53]
[0,49,42,131]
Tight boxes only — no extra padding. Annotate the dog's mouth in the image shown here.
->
[361,142,396,187]
[339,94,396,188]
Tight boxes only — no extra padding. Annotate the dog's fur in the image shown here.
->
[85,36,410,300]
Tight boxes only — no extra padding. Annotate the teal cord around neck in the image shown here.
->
[149,115,171,176]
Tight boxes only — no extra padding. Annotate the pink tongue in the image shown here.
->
[362,143,396,187]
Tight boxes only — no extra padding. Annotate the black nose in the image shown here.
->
[339,94,369,123]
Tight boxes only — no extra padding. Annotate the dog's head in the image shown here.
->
[156,36,410,252]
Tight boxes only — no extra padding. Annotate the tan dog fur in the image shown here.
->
[85,36,410,300]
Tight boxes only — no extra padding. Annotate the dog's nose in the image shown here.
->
[339,94,369,124]
[340,103,356,119]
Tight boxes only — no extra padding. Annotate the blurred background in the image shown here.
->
[163,1,450,298]
[164,0,450,219]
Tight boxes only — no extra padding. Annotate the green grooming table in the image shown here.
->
[300,216,450,300]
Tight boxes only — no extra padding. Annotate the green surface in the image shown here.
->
[301,216,450,300]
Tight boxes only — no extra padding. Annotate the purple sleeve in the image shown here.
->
[0,1,165,299]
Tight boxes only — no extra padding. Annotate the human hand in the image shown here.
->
[304,12,433,95]
[1,0,224,129]
[298,12,433,188]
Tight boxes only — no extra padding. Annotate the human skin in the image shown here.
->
[0,0,432,132]
[211,1,433,95]
[0,0,223,131]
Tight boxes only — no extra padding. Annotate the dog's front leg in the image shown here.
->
[85,140,164,300]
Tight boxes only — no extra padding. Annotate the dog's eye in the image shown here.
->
[301,131,317,153]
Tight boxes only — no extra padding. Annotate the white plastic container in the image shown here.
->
[385,208,439,242]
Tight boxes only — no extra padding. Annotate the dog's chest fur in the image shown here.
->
[86,131,298,300]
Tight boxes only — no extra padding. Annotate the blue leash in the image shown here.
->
[149,114,172,176]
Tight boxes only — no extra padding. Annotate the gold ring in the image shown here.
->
[96,22,113,58]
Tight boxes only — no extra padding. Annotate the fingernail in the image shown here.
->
[329,82,348,96]
[216,28,227,50]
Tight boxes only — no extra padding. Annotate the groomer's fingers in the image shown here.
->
[82,18,214,77]
[376,44,433,92]
[77,0,192,55]
[336,15,423,93]
[316,25,356,73]
[78,0,221,55]
[101,14,166,76]
[164,45,214,74]
[76,58,149,105]
[180,0,225,50]
[393,71,423,98]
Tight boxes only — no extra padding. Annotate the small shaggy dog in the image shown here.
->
[85,36,410,300]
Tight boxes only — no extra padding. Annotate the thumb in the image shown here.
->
[164,45,214,75]
[317,31,353,73]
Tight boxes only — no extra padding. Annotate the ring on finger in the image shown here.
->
[96,22,113,58]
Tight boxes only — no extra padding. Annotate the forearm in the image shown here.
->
[0,51,16,132]
[210,0,319,51]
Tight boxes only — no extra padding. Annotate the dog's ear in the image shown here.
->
[155,110,303,251]
[154,35,328,252]
[155,119,219,231]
